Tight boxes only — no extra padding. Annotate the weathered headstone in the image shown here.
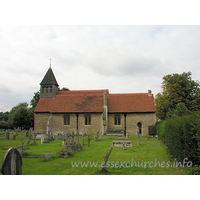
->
[1,147,22,175]
[33,133,37,145]
[26,130,29,137]
[44,153,53,160]
[95,131,100,141]
[82,138,85,145]
[99,132,102,140]
[5,130,9,140]
[100,145,113,172]
[60,133,68,156]
[137,127,140,146]
[126,133,128,139]
[41,136,45,144]
[12,134,17,140]
[26,138,30,145]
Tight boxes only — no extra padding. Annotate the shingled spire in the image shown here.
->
[40,66,59,98]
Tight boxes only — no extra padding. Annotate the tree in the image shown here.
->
[58,87,69,91]
[30,91,40,108]
[7,102,33,129]
[166,102,190,119]
[155,72,200,120]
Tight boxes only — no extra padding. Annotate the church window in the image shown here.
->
[42,87,44,93]
[64,115,70,125]
[46,87,48,93]
[85,114,91,125]
[50,86,52,93]
[114,114,121,125]
[137,122,142,134]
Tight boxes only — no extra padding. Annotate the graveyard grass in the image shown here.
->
[0,132,189,175]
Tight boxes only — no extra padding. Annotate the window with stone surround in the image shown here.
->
[137,122,142,134]
[114,114,121,125]
[64,114,70,125]
[85,114,91,125]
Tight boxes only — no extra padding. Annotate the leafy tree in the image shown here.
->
[7,102,33,129]
[58,87,69,91]
[166,102,190,119]
[30,91,40,108]
[155,72,200,120]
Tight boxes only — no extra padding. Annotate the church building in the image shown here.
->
[34,67,156,135]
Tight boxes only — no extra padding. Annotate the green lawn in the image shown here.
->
[0,131,190,175]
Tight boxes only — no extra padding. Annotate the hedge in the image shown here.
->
[156,111,200,165]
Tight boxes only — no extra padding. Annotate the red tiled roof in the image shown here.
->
[34,90,107,113]
[107,93,156,113]
[34,98,53,113]
[34,90,156,113]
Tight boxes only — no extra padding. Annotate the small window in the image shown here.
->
[42,87,44,93]
[85,114,91,125]
[50,87,52,93]
[114,114,121,125]
[46,87,48,93]
[137,122,142,134]
[64,115,70,125]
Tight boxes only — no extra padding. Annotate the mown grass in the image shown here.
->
[0,131,190,175]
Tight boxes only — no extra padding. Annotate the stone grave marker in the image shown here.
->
[1,147,22,175]
[95,131,100,141]
[41,136,45,144]
[12,133,17,140]
[33,133,37,145]
[100,145,113,172]
[44,153,53,160]
[126,133,128,139]
[82,138,85,145]
[60,133,68,156]
[99,132,102,140]
[137,127,140,146]
[5,130,10,140]
[26,138,30,145]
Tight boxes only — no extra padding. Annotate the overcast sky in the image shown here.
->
[0,25,200,112]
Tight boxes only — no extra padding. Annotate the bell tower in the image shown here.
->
[40,63,59,98]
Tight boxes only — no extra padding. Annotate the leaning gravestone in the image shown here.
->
[100,145,113,172]
[41,136,45,144]
[1,147,22,175]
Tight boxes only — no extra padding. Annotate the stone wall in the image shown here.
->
[125,113,157,135]
[34,113,103,135]
[34,113,50,133]
[34,112,156,136]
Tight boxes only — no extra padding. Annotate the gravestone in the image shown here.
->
[5,130,10,140]
[99,132,102,140]
[60,133,68,156]
[44,153,53,160]
[26,138,30,145]
[41,136,45,144]
[100,145,113,172]
[82,138,85,145]
[33,133,37,145]
[12,134,17,140]
[1,147,22,175]
[95,131,100,141]
[126,133,128,139]
[137,127,140,146]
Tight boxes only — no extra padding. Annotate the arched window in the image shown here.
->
[137,122,142,134]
